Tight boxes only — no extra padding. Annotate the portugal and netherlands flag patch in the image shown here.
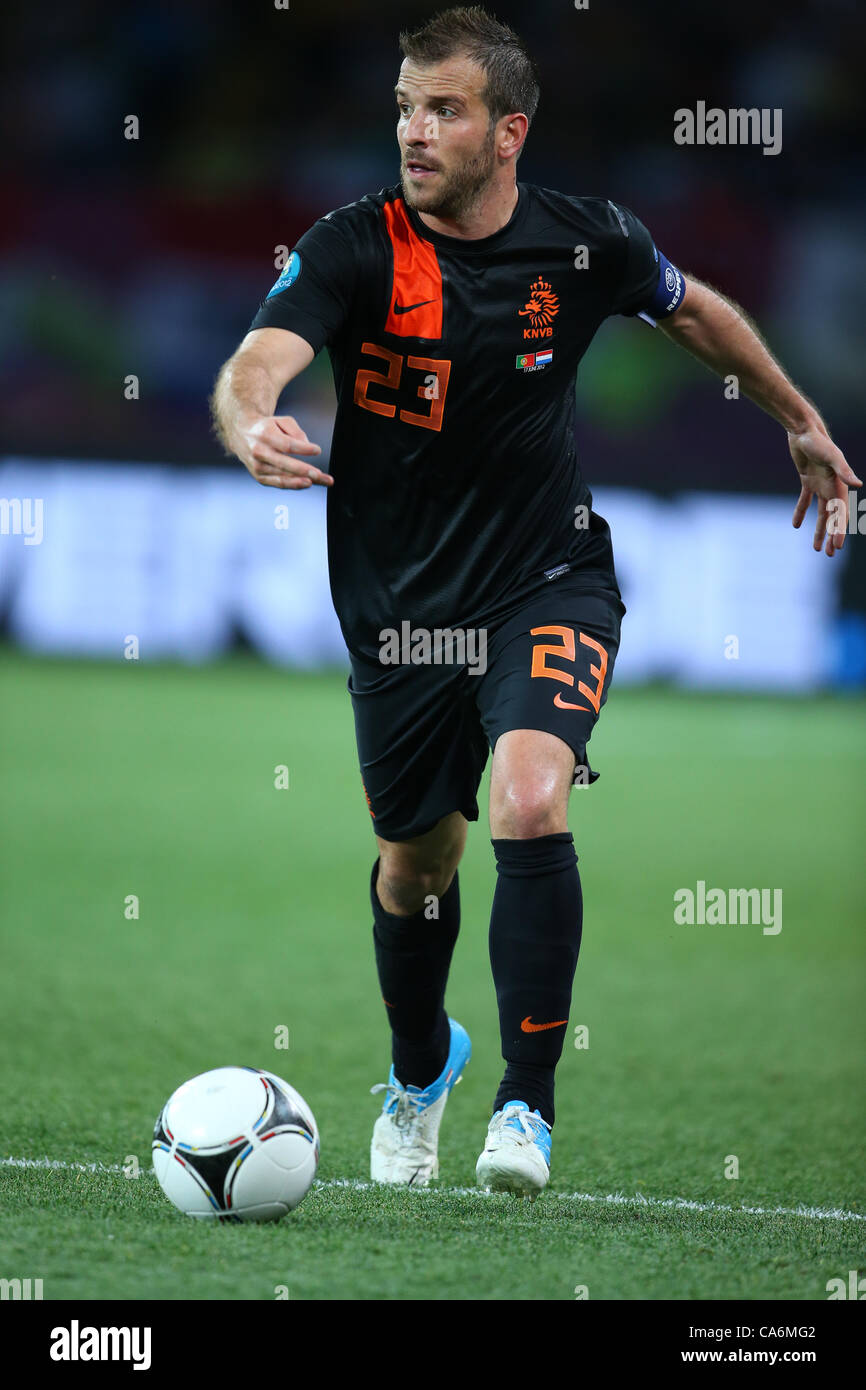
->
[516,349,553,371]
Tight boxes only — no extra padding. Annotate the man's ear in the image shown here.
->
[498,113,529,161]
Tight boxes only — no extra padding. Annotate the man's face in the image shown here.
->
[395,55,498,221]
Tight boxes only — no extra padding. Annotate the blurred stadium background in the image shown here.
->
[1,0,864,1302]
[1,0,865,683]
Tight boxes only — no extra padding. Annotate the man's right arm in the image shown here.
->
[210,326,334,490]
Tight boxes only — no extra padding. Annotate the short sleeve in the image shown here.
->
[249,216,358,353]
[606,201,686,321]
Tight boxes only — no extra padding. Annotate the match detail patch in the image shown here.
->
[516,349,553,371]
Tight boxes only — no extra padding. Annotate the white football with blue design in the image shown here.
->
[152,1066,319,1221]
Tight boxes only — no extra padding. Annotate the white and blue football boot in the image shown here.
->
[370,1018,471,1187]
[475,1100,552,1194]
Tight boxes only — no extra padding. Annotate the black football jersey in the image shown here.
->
[250,182,684,660]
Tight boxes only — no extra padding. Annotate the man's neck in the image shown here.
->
[416,181,519,241]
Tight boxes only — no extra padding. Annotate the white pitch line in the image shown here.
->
[3,1154,863,1224]
[3,1156,126,1175]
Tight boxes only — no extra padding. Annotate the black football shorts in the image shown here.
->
[348,575,624,841]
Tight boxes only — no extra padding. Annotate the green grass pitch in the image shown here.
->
[1,649,864,1300]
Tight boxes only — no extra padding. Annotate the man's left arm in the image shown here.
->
[658,276,861,556]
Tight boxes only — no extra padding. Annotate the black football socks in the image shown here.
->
[488,833,583,1127]
[371,859,460,1089]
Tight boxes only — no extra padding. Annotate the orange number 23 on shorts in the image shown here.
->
[529,625,609,714]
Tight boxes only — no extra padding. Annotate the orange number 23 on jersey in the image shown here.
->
[353,342,452,432]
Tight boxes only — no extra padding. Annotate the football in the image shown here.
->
[152,1066,319,1222]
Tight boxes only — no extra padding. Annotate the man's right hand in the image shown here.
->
[236,415,333,490]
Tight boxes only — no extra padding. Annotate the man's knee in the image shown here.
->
[489,731,574,840]
[377,859,455,916]
[490,777,568,839]
[376,816,466,916]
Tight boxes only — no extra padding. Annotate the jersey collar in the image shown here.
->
[400,183,529,254]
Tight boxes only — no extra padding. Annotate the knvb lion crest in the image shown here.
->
[518,276,559,339]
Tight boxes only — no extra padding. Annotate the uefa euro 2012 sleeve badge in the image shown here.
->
[266,250,302,299]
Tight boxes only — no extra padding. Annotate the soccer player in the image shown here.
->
[212,7,859,1193]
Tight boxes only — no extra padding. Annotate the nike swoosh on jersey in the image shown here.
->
[393,299,437,314]
[520,1016,568,1033]
[553,692,592,711]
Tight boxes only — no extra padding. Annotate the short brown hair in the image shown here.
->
[399,6,540,129]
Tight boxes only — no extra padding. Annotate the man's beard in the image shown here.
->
[401,123,497,222]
